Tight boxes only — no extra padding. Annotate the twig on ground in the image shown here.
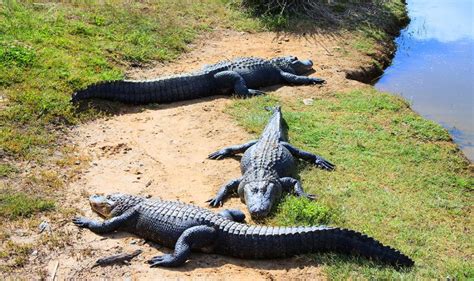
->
[91,250,142,268]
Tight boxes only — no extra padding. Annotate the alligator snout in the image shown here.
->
[248,206,271,219]
[89,194,107,204]
[301,59,313,67]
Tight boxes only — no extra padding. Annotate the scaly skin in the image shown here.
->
[73,193,414,268]
[71,56,325,104]
[207,106,334,219]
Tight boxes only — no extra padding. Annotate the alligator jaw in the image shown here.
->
[292,59,314,74]
[89,194,114,218]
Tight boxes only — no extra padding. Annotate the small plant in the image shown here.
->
[0,44,36,67]
[0,240,32,269]
[0,190,55,219]
[273,196,333,226]
[0,163,18,177]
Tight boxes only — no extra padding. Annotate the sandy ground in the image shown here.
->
[25,30,371,280]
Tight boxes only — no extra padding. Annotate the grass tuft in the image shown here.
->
[0,241,32,269]
[0,43,36,68]
[0,190,55,219]
[0,163,18,178]
[271,196,333,226]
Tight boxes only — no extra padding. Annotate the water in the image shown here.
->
[375,0,474,161]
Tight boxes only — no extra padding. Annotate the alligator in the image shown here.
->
[73,193,414,268]
[207,106,334,219]
[71,56,324,104]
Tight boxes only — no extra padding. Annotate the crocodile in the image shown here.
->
[207,106,334,219]
[71,56,324,104]
[73,193,414,268]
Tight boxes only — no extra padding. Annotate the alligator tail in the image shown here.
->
[264,105,281,113]
[261,105,285,141]
[220,224,414,267]
[71,74,213,104]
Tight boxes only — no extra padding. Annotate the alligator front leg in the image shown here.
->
[281,142,335,171]
[217,209,246,222]
[214,71,266,97]
[206,178,242,207]
[280,71,325,85]
[72,208,138,234]
[280,177,317,200]
[208,140,257,160]
[148,225,217,267]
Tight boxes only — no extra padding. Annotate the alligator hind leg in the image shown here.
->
[214,71,266,97]
[148,226,217,267]
[208,140,257,160]
[280,71,325,85]
[218,209,246,222]
[280,177,317,200]
[281,142,335,171]
[207,178,242,207]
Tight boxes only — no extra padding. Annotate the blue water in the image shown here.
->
[375,0,474,161]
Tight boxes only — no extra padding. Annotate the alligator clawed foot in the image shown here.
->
[248,89,266,96]
[296,192,317,201]
[206,198,224,207]
[147,254,176,267]
[72,217,90,228]
[311,77,325,84]
[208,151,226,160]
[315,157,335,171]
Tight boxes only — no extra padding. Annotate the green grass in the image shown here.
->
[270,196,334,226]
[0,240,32,269]
[227,90,473,279]
[352,36,377,55]
[0,190,55,219]
[0,163,18,178]
[0,1,262,160]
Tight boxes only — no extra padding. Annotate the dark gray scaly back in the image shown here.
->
[243,106,286,180]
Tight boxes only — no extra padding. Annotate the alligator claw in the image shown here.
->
[248,89,266,96]
[72,217,90,228]
[310,77,325,84]
[208,150,227,160]
[206,197,224,207]
[314,157,335,171]
[148,254,176,267]
[305,193,317,200]
[296,192,317,201]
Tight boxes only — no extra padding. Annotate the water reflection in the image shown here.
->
[376,0,474,161]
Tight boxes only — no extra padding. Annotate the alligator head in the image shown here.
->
[238,180,283,219]
[271,56,314,75]
[89,193,145,218]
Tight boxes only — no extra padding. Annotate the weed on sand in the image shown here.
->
[0,190,54,220]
